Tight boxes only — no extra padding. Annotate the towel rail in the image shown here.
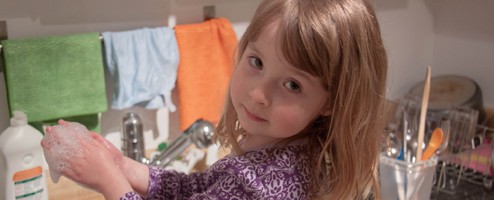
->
[0,36,103,54]
[0,37,98,70]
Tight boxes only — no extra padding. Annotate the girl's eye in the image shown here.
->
[284,81,301,92]
[248,57,263,69]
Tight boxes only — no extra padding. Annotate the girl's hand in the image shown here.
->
[88,131,150,196]
[41,120,133,199]
[88,131,124,167]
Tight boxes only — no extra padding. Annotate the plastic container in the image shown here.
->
[0,111,49,200]
[379,155,438,200]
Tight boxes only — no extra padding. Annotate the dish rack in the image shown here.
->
[434,124,494,195]
[384,97,494,197]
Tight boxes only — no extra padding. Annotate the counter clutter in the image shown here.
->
[44,108,494,200]
[382,102,494,200]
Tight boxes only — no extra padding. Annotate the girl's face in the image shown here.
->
[230,20,331,150]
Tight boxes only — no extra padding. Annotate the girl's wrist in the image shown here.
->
[98,171,133,199]
[120,156,151,196]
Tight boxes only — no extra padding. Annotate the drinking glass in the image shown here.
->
[436,118,451,155]
[448,106,479,154]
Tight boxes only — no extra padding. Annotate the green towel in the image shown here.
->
[1,33,107,131]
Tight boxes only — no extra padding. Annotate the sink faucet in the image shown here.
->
[122,112,215,166]
[122,112,148,164]
[150,119,215,167]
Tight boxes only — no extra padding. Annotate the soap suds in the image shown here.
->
[42,121,92,183]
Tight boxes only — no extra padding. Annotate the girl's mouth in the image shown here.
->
[243,106,267,122]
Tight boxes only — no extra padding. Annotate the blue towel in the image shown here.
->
[102,27,178,111]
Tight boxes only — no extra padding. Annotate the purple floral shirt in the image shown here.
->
[120,144,311,200]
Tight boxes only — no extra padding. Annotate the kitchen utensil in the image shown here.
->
[395,95,421,162]
[383,125,402,158]
[408,75,486,124]
[422,127,443,161]
[416,66,431,161]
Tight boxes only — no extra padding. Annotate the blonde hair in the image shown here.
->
[216,0,387,199]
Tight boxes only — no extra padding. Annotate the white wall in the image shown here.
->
[1,0,494,145]
[373,0,435,100]
[427,0,494,107]
[374,0,494,108]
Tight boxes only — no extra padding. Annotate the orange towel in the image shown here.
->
[175,18,238,131]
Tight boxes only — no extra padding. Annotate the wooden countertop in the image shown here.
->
[45,149,159,199]
[46,171,104,200]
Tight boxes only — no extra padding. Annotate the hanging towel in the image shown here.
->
[174,18,238,130]
[1,33,107,131]
[102,27,179,111]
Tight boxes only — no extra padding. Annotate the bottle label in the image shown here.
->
[12,166,45,200]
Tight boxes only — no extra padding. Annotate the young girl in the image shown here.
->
[41,0,387,199]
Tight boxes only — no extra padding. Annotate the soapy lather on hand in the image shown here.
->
[41,120,123,185]
[42,120,92,183]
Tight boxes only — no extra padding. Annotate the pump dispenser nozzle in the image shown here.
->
[10,111,28,127]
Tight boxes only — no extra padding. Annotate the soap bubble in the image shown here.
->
[42,121,93,183]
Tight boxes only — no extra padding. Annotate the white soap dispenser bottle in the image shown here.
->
[0,111,49,200]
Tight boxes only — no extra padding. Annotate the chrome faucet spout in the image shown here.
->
[150,119,215,167]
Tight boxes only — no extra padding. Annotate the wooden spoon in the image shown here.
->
[416,66,431,162]
[421,127,444,161]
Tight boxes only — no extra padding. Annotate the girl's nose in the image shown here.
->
[249,83,270,106]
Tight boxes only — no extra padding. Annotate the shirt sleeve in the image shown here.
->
[120,192,142,200]
[119,165,255,200]
[119,166,288,200]
[188,173,255,200]
[144,166,211,199]
[119,165,210,200]
[119,145,310,200]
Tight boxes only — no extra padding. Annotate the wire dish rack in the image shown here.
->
[384,97,494,199]
[433,124,494,198]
